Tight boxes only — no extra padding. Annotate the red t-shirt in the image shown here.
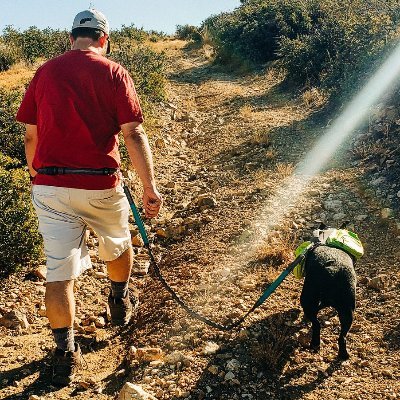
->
[16,50,143,189]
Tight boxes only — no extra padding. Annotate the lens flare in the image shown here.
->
[240,40,400,260]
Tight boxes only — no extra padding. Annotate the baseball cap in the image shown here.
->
[72,9,110,35]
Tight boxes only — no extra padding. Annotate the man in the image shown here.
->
[16,9,162,386]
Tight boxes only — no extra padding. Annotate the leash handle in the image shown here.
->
[123,184,149,246]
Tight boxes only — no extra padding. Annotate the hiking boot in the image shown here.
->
[108,292,138,326]
[52,343,82,386]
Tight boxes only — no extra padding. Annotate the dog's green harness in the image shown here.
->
[293,229,364,279]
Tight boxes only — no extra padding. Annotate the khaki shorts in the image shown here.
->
[31,185,131,282]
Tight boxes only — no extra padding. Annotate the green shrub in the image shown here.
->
[205,0,400,96]
[111,25,166,48]
[0,166,42,275]
[0,42,19,71]
[175,24,202,42]
[0,153,23,170]
[2,26,69,63]
[111,24,148,44]
[204,1,312,64]
[0,89,25,163]
[111,44,166,106]
[279,1,400,94]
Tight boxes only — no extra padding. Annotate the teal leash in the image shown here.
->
[124,183,315,331]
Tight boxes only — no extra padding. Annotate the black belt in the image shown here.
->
[37,167,118,176]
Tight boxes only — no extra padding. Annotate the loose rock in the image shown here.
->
[0,310,29,330]
[132,235,144,247]
[367,275,387,291]
[196,194,217,209]
[119,382,158,400]
[202,341,220,355]
[33,265,47,280]
[137,347,164,363]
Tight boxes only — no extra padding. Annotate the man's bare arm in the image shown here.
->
[120,121,162,218]
[24,124,38,177]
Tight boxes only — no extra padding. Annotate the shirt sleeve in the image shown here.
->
[16,74,38,125]
[115,69,144,126]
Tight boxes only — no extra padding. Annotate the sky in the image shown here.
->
[1,0,241,34]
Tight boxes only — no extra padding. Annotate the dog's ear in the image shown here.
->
[314,219,327,230]
[339,220,351,229]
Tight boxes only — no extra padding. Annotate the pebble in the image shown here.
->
[333,212,347,221]
[94,316,106,328]
[0,310,30,330]
[202,341,220,355]
[224,371,235,381]
[84,323,97,333]
[118,382,157,400]
[381,208,393,219]
[382,369,393,378]
[367,275,387,291]
[208,365,219,375]
[355,215,368,221]
[196,194,217,209]
[95,271,108,279]
[226,359,241,371]
[38,306,47,317]
[33,265,47,280]
[156,228,167,238]
[137,347,164,363]
[165,350,191,366]
[132,235,144,247]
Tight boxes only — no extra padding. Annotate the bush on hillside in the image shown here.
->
[111,45,166,106]
[2,26,69,63]
[205,0,400,96]
[0,89,26,163]
[175,24,202,42]
[204,1,312,64]
[0,166,42,275]
[112,25,166,48]
[0,42,20,71]
[279,1,400,93]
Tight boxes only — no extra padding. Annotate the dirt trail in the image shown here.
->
[1,41,399,400]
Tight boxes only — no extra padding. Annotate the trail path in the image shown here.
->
[1,41,399,400]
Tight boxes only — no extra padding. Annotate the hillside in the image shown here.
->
[0,40,399,400]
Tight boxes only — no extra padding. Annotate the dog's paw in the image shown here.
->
[338,350,350,360]
[310,342,320,353]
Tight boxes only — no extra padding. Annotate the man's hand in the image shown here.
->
[143,186,162,218]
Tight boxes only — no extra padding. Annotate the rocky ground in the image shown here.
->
[1,40,399,400]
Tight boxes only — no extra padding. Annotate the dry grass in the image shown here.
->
[148,39,187,53]
[251,315,292,371]
[275,162,295,177]
[240,104,254,119]
[254,130,271,146]
[256,224,295,267]
[0,63,34,90]
[202,44,214,59]
[301,87,327,108]
[265,147,277,160]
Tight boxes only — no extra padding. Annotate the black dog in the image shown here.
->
[300,235,356,360]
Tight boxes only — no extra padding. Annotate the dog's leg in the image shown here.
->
[300,289,321,352]
[337,308,353,360]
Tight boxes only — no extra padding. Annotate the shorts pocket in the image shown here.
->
[87,188,116,201]
[32,185,58,198]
